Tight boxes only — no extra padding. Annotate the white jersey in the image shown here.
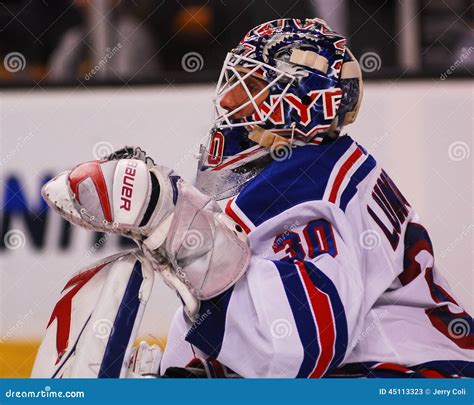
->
[161,135,473,378]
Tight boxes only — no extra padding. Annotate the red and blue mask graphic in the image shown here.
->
[196,18,363,200]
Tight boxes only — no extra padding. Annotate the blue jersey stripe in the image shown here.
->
[339,154,376,212]
[301,262,348,371]
[185,287,234,358]
[273,260,320,378]
[236,136,356,227]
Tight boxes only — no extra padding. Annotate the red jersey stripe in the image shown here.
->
[225,198,251,234]
[295,260,336,377]
[328,147,364,203]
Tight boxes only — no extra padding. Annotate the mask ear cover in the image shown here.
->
[339,49,363,125]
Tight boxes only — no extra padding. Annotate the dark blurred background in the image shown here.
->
[0,0,472,86]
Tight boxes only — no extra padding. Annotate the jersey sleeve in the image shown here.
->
[184,202,365,378]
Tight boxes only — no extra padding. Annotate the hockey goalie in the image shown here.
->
[32,18,473,379]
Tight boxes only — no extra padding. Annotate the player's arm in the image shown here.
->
[176,210,364,378]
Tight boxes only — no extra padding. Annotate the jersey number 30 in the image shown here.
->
[272,219,338,260]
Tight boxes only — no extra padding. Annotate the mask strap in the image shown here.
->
[290,122,296,147]
[248,126,289,149]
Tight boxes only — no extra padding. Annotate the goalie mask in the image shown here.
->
[196,18,363,200]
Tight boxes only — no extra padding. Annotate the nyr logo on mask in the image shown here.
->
[251,88,343,137]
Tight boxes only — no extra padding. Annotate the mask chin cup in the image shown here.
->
[195,143,270,201]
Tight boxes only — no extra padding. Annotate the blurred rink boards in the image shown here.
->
[0,80,472,377]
